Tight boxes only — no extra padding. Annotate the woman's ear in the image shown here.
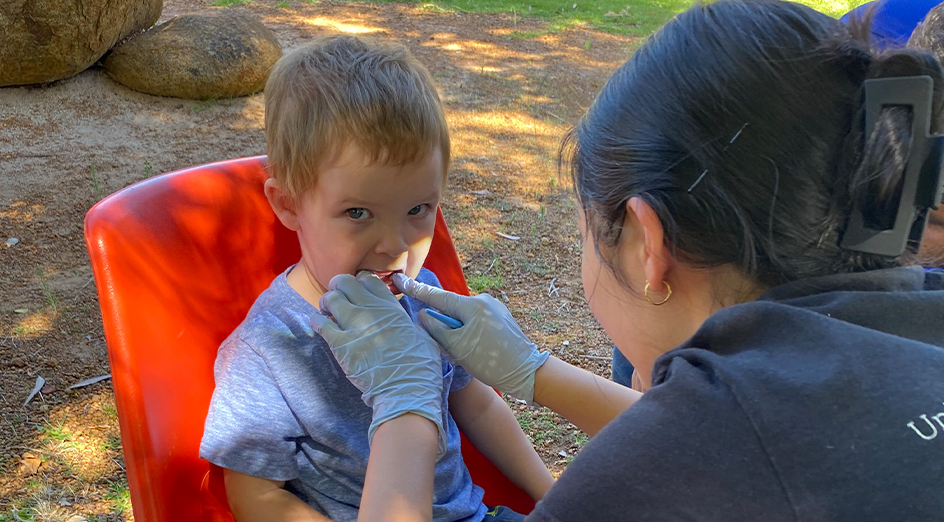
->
[626,197,671,292]
[264,178,300,231]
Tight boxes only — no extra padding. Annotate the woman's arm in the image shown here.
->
[395,275,642,435]
[449,378,555,501]
[224,469,330,522]
[359,413,439,522]
[532,357,641,436]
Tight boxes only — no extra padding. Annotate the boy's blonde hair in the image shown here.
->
[264,35,450,198]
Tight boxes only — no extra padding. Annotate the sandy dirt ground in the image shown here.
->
[0,1,639,518]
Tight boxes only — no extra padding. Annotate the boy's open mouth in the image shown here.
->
[367,269,404,295]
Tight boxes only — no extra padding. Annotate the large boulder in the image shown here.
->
[0,0,162,87]
[103,11,282,100]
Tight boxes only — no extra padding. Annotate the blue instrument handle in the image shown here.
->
[424,309,464,329]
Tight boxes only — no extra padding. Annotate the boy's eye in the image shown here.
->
[408,204,430,216]
[346,208,372,220]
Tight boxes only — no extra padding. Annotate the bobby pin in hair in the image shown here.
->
[724,122,749,151]
[687,122,749,193]
[687,169,709,193]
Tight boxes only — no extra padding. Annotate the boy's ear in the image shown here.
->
[264,178,300,231]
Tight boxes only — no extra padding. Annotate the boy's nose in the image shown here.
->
[374,226,410,258]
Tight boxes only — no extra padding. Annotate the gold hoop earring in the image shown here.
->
[644,280,672,306]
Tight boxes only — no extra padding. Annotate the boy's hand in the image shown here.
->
[393,273,550,405]
[311,271,447,457]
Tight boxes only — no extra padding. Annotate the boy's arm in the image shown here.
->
[449,378,556,501]
[224,469,331,522]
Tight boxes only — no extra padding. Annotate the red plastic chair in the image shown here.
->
[84,156,534,522]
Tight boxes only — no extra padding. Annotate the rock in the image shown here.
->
[0,0,162,87]
[103,11,282,100]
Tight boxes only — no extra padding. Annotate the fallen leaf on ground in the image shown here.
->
[69,374,111,389]
[19,453,41,475]
[40,383,56,395]
[23,376,44,406]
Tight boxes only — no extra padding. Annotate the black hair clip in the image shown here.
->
[841,76,944,257]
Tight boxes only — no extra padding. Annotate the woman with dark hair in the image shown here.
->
[311,1,944,520]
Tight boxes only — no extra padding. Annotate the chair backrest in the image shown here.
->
[84,156,534,522]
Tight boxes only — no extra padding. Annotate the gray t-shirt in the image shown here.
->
[200,267,486,521]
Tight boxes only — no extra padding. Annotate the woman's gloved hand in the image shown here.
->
[393,273,550,405]
[310,271,447,458]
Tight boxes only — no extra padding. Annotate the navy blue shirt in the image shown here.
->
[841,0,942,50]
[529,267,944,521]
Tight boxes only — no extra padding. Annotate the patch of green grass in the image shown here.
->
[467,273,503,293]
[41,419,71,443]
[516,408,575,448]
[540,320,561,334]
[37,268,58,311]
[191,96,219,112]
[574,431,589,446]
[11,325,33,336]
[370,0,868,37]
[799,0,869,18]
[8,508,34,522]
[386,0,690,36]
[517,414,533,431]
[24,477,41,492]
[212,0,251,6]
[100,401,118,417]
[100,434,122,452]
[104,481,132,515]
[143,160,154,179]
[522,260,552,276]
[89,162,103,200]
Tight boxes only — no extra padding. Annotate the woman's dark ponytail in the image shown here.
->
[848,51,944,231]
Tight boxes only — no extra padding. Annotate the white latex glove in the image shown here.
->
[393,273,550,405]
[310,271,447,458]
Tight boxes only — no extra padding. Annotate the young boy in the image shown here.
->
[199,35,554,522]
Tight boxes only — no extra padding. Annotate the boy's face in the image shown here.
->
[274,145,444,304]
